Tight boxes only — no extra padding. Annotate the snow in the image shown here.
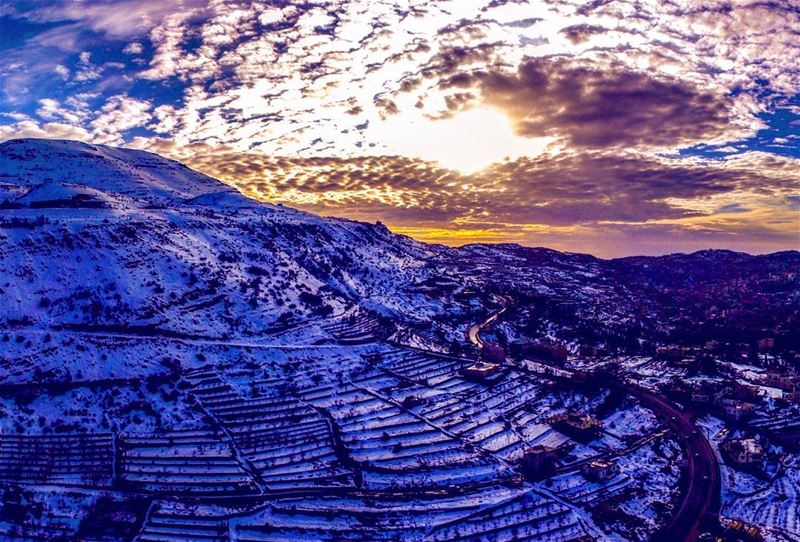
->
[0,138,796,541]
[723,467,800,539]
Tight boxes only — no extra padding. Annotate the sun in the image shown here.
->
[373,108,551,174]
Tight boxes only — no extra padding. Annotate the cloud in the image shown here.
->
[560,24,609,44]
[89,95,152,143]
[54,64,70,80]
[444,57,747,149]
[148,141,796,257]
[13,1,205,41]
[1,0,798,256]
[122,42,144,55]
[73,51,102,81]
[3,0,795,161]
[35,98,86,124]
[0,120,91,142]
[128,137,798,247]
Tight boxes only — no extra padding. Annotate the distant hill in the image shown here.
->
[0,137,796,356]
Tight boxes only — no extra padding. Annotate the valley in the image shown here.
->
[0,139,798,541]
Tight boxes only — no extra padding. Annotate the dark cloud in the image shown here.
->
[374,97,400,118]
[166,142,794,232]
[560,24,608,44]
[505,18,542,28]
[444,57,737,149]
[420,43,507,80]
[443,92,474,112]
[482,0,530,10]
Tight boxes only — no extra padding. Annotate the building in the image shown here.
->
[763,372,800,391]
[719,518,764,542]
[690,382,720,405]
[581,458,618,481]
[720,438,764,468]
[461,361,504,383]
[657,346,688,362]
[720,399,757,421]
[551,412,601,441]
[672,356,699,369]
[513,339,568,365]
[401,395,424,409]
[691,388,712,404]
[662,381,692,402]
[657,345,702,365]
[734,343,753,359]
[482,342,506,364]
[785,387,800,404]
[731,383,762,403]
[520,445,558,479]
[757,337,775,350]
[579,345,609,358]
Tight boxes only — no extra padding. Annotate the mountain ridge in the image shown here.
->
[0,138,448,342]
[0,138,796,355]
[3,137,795,260]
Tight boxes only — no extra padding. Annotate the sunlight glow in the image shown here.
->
[372,108,552,173]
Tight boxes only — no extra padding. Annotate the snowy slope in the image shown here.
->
[0,138,234,205]
[0,138,795,348]
[0,139,450,340]
[0,138,797,542]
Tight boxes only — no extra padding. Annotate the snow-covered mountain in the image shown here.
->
[0,138,453,341]
[1,137,796,356]
[1,139,799,542]
[0,138,235,205]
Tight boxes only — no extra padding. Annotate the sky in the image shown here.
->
[0,0,798,257]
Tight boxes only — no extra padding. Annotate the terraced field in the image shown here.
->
[0,432,113,487]
[118,429,258,495]
[722,465,800,538]
[183,367,355,491]
[0,342,679,541]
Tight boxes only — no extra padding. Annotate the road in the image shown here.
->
[2,326,345,350]
[606,379,721,542]
[465,295,721,542]
[516,361,721,540]
[467,294,509,348]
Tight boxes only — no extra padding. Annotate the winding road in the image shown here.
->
[467,295,721,542]
[467,294,509,348]
[611,380,721,542]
